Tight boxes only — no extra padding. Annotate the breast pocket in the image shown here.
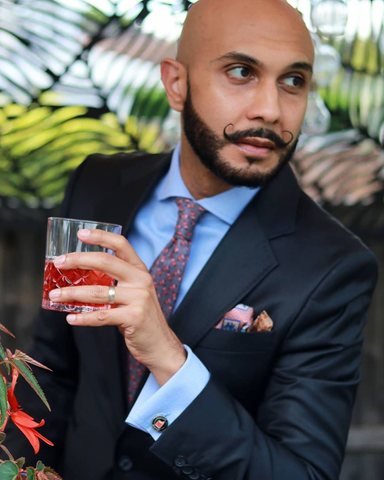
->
[194,329,276,402]
[196,328,275,353]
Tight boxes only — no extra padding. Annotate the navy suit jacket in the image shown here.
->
[5,152,378,480]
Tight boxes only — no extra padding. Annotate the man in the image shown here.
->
[7,0,378,479]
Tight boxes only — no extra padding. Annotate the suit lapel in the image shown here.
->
[169,199,278,346]
[91,152,172,420]
[89,156,300,419]
[169,164,301,347]
[92,152,172,232]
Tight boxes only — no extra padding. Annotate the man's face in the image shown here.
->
[183,79,299,188]
[178,1,314,190]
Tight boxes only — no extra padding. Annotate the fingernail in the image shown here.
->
[54,255,66,265]
[49,289,60,299]
[78,229,91,237]
[67,315,77,322]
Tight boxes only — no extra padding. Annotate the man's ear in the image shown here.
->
[161,58,187,112]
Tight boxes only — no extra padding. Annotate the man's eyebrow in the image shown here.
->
[213,52,262,67]
[213,52,313,76]
[288,62,313,76]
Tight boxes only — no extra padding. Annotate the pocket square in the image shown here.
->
[250,311,274,332]
[215,304,254,332]
[215,306,274,333]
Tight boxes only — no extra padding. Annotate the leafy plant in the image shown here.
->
[0,324,61,480]
[1,0,383,209]
[0,0,182,208]
[0,104,165,207]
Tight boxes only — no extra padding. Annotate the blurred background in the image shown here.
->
[0,0,383,477]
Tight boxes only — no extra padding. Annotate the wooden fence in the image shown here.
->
[0,210,383,479]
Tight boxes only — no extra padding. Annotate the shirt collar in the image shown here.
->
[157,143,259,225]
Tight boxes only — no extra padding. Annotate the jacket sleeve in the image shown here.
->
[1,158,92,468]
[149,249,378,480]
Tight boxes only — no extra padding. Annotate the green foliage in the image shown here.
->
[0,0,177,208]
[0,105,166,206]
[0,326,61,478]
[0,0,383,209]
[323,68,384,139]
[321,2,384,140]
[0,461,19,480]
[0,375,8,430]
[15,457,25,470]
[27,468,36,480]
[0,463,63,480]
[8,360,50,412]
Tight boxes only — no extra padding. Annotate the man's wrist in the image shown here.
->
[126,345,210,440]
[149,343,187,387]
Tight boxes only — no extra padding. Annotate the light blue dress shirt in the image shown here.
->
[126,143,259,439]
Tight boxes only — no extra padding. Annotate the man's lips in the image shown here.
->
[237,137,276,148]
[233,137,276,157]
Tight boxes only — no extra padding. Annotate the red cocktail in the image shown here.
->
[42,259,115,313]
[42,217,122,313]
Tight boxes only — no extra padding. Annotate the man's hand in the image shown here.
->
[48,228,187,387]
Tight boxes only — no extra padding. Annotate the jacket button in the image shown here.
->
[174,456,187,467]
[189,471,200,479]
[182,466,194,475]
[118,455,133,472]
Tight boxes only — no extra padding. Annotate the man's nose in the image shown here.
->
[245,80,281,125]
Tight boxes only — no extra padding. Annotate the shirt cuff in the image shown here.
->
[125,345,210,440]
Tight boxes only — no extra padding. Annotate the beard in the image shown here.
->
[182,82,299,189]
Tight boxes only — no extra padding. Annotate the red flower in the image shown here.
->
[1,369,53,454]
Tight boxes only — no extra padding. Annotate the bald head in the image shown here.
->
[177,0,314,67]
[160,0,314,197]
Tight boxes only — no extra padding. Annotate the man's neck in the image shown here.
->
[179,139,232,200]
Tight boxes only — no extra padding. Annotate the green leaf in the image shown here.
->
[44,473,62,480]
[36,473,50,480]
[3,105,26,117]
[2,108,52,134]
[0,329,11,372]
[43,467,60,474]
[0,432,6,444]
[4,350,17,374]
[9,360,50,411]
[13,351,52,372]
[15,457,25,469]
[36,461,45,471]
[27,467,37,480]
[43,469,62,480]
[0,325,15,338]
[0,374,8,430]
[0,340,7,362]
[0,460,19,480]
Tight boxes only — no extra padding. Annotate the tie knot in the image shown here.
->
[174,197,205,241]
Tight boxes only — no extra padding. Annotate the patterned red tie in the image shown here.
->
[127,197,206,406]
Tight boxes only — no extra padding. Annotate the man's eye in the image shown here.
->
[228,67,251,79]
[283,76,305,88]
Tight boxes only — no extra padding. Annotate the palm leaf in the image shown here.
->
[0,0,383,210]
